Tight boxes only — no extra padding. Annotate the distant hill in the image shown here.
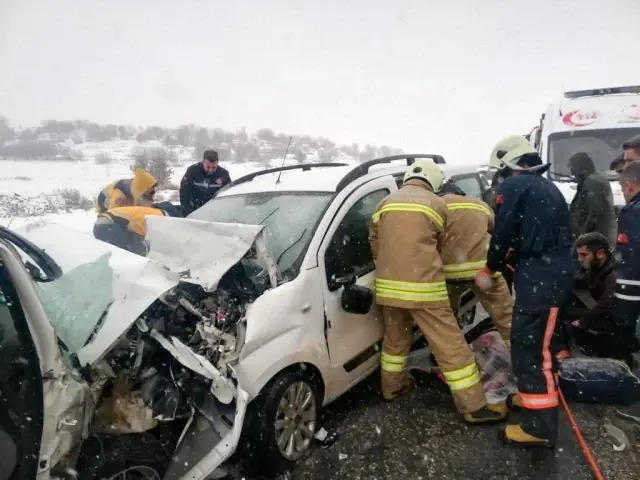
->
[0,116,402,164]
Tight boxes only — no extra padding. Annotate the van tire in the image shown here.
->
[242,367,322,476]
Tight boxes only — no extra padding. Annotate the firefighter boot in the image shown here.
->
[506,393,523,412]
[382,375,415,402]
[463,402,508,424]
[498,424,555,448]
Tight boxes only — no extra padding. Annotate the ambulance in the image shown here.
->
[527,85,640,210]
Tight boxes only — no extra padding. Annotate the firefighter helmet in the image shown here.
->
[403,159,445,192]
[489,135,539,171]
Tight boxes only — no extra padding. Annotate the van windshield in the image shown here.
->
[189,192,334,277]
[548,128,640,179]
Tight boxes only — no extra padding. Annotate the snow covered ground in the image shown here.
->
[0,141,358,234]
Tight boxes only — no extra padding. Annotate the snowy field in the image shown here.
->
[1,160,258,233]
[0,143,358,234]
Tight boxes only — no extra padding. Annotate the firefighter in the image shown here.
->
[369,159,507,424]
[475,135,573,448]
[93,201,185,256]
[436,180,513,347]
[95,168,158,214]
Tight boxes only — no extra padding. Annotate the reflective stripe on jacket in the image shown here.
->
[98,206,166,236]
[440,194,497,281]
[369,179,449,308]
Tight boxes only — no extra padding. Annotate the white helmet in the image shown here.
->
[403,159,445,192]
[489,135,540,172]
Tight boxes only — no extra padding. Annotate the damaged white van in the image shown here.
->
[0,156,487,480]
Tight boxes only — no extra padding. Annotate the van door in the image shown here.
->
[318,176,397,398]
[0,239,48,480]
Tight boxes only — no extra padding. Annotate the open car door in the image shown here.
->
[0,235,51,479]
[0,227,92,480]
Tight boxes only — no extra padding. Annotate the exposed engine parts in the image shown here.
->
[99,261,265,427]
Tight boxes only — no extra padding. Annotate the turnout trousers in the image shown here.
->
[511,257,573,440]
[380,303,487,413]
[447,276,514,346]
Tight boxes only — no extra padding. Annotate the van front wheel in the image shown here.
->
[243,367,322,475]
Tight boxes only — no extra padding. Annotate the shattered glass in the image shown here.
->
[34,252,114,353]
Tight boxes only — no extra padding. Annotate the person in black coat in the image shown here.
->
[475,135,573,449]
[568,152,617,246]
[179,149,232,214]
[613,162,640,423]
[563,233,620,357]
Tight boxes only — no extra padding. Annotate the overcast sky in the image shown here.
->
[1,0,639,163]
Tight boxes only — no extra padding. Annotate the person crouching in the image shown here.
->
[93,201,185,256]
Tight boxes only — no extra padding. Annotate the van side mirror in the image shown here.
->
[341,284,374,315]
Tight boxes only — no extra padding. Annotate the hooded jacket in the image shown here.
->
[95,169,157,214]
[568,153,616,245]
[369,179,449,308]
[440,194,496,281]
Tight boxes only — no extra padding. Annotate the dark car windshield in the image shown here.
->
[189,191,334,276]
[548,128,640,179]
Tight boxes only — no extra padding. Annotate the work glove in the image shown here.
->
[474,267,494,291]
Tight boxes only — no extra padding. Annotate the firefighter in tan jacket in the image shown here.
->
[437,181,514,346]
[369,159,507,424]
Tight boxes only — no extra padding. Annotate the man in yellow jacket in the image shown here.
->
[369,159,507,424]
[437,180,514,346]
[93,201,185,256]
[95,168,158,214]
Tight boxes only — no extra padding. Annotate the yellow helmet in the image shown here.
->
[489,135,538,171]
[403,159,445,192]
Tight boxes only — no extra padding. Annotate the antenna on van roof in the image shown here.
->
[276,136,293,184]
[559,84,564,116]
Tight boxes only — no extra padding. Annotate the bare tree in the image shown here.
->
[130,146,176,186]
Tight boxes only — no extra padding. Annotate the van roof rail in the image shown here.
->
[222,162,350,190]
[564,85,640,100]
[335,154,445,193]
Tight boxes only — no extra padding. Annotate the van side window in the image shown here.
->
[325,189,389,289]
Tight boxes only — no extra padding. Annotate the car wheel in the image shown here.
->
[76,432,170,480]
[243,367,322,476]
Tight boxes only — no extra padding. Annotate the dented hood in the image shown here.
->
[145,216,279,291]
[15,219,275,367]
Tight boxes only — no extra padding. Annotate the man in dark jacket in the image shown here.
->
[568,152,616,246]
[475,135,574,449]
[614,162,640,424]
[564,233,619,358]
[179,149,232,214]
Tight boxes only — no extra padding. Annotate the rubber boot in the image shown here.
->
[506,393,523,412]
[382,375,415,402]
[498,424,555,448]
[463,402,508,424]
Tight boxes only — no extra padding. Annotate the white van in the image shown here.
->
[0,156,492,480]
[527,85,640,210]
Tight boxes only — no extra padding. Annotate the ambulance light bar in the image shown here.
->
[564,85,640,100]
